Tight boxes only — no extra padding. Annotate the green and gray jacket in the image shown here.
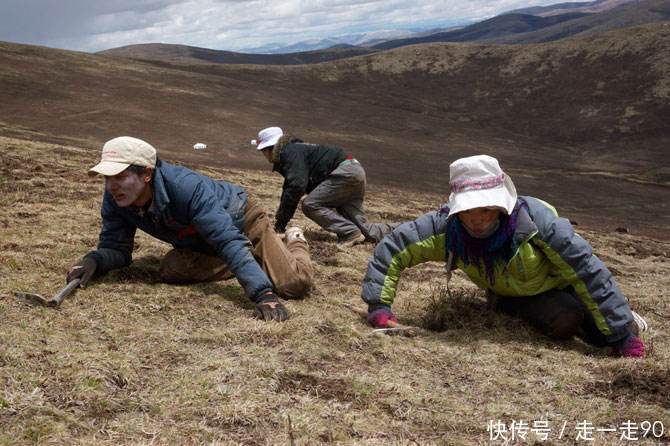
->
[361,196,634,344]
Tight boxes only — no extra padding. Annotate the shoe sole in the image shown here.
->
[632,310,648,333]
[338,234,366,247]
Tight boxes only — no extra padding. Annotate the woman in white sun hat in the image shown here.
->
[360,154,648,357]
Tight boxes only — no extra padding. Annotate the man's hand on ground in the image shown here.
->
[254,292,289,322]
[66,257,97,288]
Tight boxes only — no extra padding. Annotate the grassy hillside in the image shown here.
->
[1,134,668,444]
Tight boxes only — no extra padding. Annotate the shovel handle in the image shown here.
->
[50,278,81,306]
[385,319,399,328]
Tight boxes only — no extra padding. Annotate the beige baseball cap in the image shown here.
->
[89,136,157,176]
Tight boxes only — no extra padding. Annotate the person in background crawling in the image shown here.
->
[67,136,314,321]
[361,154,648,357]
[252,126,395,246]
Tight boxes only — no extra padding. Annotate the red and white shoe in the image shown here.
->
[632,310,648,333]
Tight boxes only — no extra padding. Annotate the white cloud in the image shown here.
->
[0,0,587,52]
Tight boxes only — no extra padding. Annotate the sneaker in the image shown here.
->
[631,310,649,334]
[337,232,366,247]
[285,227,307,244]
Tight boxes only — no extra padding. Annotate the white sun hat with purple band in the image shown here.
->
[446,154,517,217]
[251,126,283,150]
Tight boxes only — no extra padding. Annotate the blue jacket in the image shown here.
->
[361,196,634,345]
[86,160,273,301]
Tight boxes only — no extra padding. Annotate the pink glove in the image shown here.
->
[613,335,645,358]
[367,306,398,328]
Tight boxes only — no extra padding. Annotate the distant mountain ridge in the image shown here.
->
[242,29,424,54]
[498,0,670,43]
[507,0,637,16]
[97,0,669,65]
[371,12,592,50]
[240,0,639,53]
[99,43,376,65]
[374,0,667,48]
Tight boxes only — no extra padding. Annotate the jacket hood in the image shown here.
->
[271,135,302,163]
[149,159,169,214]
[510,199,538,252]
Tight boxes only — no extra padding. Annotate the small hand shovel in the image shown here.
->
[343,303,420,337]
[14,278,81,307]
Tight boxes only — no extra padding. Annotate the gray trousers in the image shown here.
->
[301,161,394,242]
[493,287,636,346]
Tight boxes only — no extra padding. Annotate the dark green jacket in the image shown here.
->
[271,135,347,231]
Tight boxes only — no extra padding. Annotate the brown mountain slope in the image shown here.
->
[0,23,669,237]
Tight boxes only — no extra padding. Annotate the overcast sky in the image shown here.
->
[0,0,579,53]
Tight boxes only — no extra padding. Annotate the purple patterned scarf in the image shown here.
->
[443,201,526,284]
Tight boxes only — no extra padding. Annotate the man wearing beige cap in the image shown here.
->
[66,136,314,321]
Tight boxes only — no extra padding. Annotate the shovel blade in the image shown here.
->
[14,292,57,307]
[371,326,419,337]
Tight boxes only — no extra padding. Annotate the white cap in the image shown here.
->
[193,143,206,150]
[89,136,157,176]
[446,155,517,217]
[253,127,283,150]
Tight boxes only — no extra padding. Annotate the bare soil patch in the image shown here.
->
[586,366,670,410]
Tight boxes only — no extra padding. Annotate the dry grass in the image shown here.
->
[1,134,669,445]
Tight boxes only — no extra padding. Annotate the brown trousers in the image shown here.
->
[159,196,313,299]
